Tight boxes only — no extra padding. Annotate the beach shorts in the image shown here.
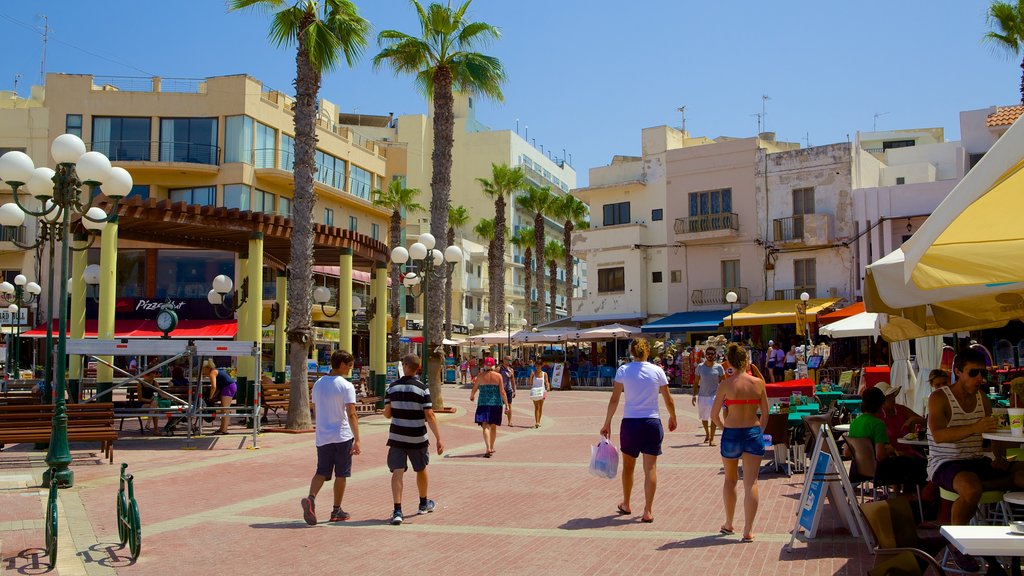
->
[315,439,354,480]
[932,457,1008,491]
[219,382,237,399]
[387,446,430,472]
[721,426,765,459]
[504,387,514,406]
[620,418,663,458]
[475,405,503,426]
[697,396,715,421]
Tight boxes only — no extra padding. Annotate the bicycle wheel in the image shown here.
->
[128,499,142,560]
[117,491,128,545]
[45,487,58,568]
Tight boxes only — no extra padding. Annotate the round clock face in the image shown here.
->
[157,309,177,332]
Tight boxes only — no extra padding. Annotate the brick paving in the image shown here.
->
[0,387,873,575]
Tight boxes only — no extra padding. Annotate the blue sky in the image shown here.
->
[1,0,1018,186]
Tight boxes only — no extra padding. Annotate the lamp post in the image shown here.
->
[504,304,515,361]
[207,274,249,318]
[0,274,41,379]
[391,234,463,392]
[0,137,131,488]
[800,291,811,364]
[725,290,738,342]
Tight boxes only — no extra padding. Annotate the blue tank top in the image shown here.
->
[478,384,503,406]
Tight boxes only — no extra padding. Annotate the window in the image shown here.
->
[597,267,625,293]
[127,185,149,200]
[160,117,218,164]
[652,209,663,221]
[92,117,151,161]
[66,114,82,138]
[349,165,372,200]
[465,295,473,309]
[87,249,147,298]
[466,261,473,274]
[253,189,274,213]
[882,139,915,151]
[794,258,817,295]
[602,202,630,226]
[793,187,815,216]
[371,223,380,240]
[670,270,682,283]
[721,260,740,289]
[324,208,334,226]
[349,216,358,232]
[281,134,295,171]
[255,122,276,168]
[224,116,253,164]
[689,188,732,216]
[315,149,345,189]
[278,196,292,217]
[895,176,905,185]
[476,297,481,312]
[223,184,251,210]
[405,294,416,314]
[169,186,216,206]
[652,271,662,283]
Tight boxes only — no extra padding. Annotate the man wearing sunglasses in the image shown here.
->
[927,347,1020,571]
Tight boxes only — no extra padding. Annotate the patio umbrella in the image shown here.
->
[817,312,880,339]
[890,340,917,410]
[911,335,943,415]
[901,114,1024,290]
[574,323,641,340]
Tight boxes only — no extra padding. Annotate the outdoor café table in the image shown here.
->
[837,399,862,414]
[815,391,843,409]
[792,403,821,415]
[983,432,1024,444]
[899,437,930,447]
[940,525,1024,576]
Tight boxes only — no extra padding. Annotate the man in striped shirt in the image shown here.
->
[384,354,445,526]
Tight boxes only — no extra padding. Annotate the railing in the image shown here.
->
[0,225,25,243]
[773,287,817,300]
[691,287,749,307]
[91,76,207,94]
[773,215,805,243]
[674,212,739,234]
[89,141,220,166]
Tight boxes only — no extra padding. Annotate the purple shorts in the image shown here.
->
[932,457,1008,491]
[219,382,237,399]
[474,405,503,426]
[620,418,663,458]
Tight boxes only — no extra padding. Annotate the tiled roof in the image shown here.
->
[986,105,1024,127]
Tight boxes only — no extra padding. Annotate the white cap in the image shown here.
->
[768,340,774,345]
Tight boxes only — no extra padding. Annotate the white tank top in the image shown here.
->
[532,375,545,389]
[927,386,986,479]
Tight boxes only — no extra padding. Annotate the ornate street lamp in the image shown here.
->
[0,135,130,489]
[207,274,249,319]
[726,290,738,342]
[391,233,463,388]
[0,274,42,378]
[800,291,811,362]
[505,303,515,361]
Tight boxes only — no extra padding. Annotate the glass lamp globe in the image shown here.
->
[0,203,25,227]
[505,304,515,314]
[419,233,436,250]
[403,277,415,288]
[352,296,362,309]
[102,166,133,197]
[83,264,101,285]
[726,291,738,304]
[313,286,331,304]
[409,275,421,286]
[7,304,17,315]
[800,291,810,302]
[27,167,56,198]
[444,245,463,263]
[431,249,443,267]
[82,207,108,231]
[212,275,233,294]
[25,282,41,295]
[0,282,13,295]
[0,151,35,186]
[42,200,66,223]
[51,134,87,164]
[467,323,475,331]
[14,274,26,286]
[409,242,427,261]
[75,151,112,185]
[391,246,409,264]
[207,289,223,305]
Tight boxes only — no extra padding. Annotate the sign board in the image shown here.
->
[0,308,28,325]
[798,452,831,536]
[387,362,401,382]
[838,370,853,391]
[551,363,564,389]
[359,366,371,384]
[405,319,422,331]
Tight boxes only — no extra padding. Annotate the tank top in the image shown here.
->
[927,386,986,479]
[478,384,503,406]
[532,374,545,390]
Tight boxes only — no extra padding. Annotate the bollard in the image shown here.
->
[45,467,58,569]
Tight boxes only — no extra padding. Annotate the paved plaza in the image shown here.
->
[1,387,872,575]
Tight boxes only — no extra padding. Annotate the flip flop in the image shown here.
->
[719,527,735,535]
[741,535,754,543]
[616,504,631,515]
[484,452,492,458]
[641,516,654,523]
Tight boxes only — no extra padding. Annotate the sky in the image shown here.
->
[0,0,1019,186]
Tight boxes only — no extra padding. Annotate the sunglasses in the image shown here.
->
[965,368,984,378]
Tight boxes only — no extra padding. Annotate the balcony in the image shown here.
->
[691,287,749,307]
[773,287,817,301]
[674,212,738,240]
[571,223,642,254]
[772,214,832,246]
[90,140,221,171]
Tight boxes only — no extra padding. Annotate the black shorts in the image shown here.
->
[315,439,353,480]
[932,457,1009,491]
[619,418,663,458]
[388,446,430,472]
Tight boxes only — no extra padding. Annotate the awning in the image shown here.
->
[729,298,841,327]
[818,312,880,339]
[23,319,237,339]
[817,302,864,324]
[571,312,646,323]
[641,310,728,333]
[407,336,463,346]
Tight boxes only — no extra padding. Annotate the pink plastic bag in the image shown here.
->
[589,437,619,479]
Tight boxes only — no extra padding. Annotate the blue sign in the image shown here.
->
[399,337,411,343]
[799,452,832,535]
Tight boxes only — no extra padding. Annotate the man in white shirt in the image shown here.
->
[301,350,360,525]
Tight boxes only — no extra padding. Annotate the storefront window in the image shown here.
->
[87,249,146,298]
[155,250,234,299]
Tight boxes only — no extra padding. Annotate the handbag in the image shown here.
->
[589,437,619,479]
[530,386,546,400]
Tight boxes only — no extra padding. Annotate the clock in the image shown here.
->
[156,308,178,338]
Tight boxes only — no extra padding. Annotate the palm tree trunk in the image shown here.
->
[285,15,319,430]
[487,240,497,330]
[523,248,533,325]
[563,221,574,318]
[428,67,455,411]
[445,226,455,339]
[534,214,545,322]
[388,211,402,361]
[493,195,506,330]
[549,258,557,321]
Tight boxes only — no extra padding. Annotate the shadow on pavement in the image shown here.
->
[2,548,50,576]
[558,514,635,530]
[250,518,387,529]
[114,437,218,450]
[657,534,737,550]
[77,542,136,569]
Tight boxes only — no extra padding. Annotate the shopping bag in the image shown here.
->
[589,437,619,479]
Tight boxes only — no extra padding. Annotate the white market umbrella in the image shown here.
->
[818,312,880,339]
[574,323,641,341]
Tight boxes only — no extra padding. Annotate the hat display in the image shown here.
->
[875,381,901,397]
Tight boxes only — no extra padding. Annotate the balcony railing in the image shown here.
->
[674,212,738,235]
[691,287,749,307]
[0,225,25,243]
[773,287,817,301]
[90,141,220,166]
[773,215,805,243]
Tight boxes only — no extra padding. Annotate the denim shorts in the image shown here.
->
[619,418,663,458]
[720,426,765,459]
[315,439,354,480]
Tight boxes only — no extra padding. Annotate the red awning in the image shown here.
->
[816,302,865,325]
[23,319,236,339]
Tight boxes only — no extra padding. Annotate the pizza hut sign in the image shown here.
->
[135,300,186,312]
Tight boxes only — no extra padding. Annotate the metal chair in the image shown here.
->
[860,497,948,576]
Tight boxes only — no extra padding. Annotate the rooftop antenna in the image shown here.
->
[752,112,763,134]
[515,118,519,135]
[677,105,686,134]
[804,132,811,148]
[39,14,48,85]
[761,94,771,132]
[13,74,21,96]
[873,112,888,131]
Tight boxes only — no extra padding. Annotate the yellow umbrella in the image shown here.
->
[901,114,1024,289]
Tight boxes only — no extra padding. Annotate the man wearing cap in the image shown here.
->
[875,381,926,457]
[764,340,776,383]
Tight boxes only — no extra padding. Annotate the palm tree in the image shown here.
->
[445,205,470,338]
[373,179,424,361]
[473,218,496,329]
[516,185,556,322]
[231,0,368,430]
[986,0,1024,103]
[545,240,565,321]
[375,1,506,396]
[477,164,525,332]
[551,194,589,318]
[510,226,534,324]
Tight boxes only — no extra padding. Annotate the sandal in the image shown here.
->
[641,516,654,523]
[741,534,754,542]
[719,527,735,535]
[616,504,631,515]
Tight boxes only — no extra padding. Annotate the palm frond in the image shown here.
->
[457,21,500,49]
[450,52,506,100]
[268,6,305,49]
[228,0,286,15]
[985,1,1024,54]
[474,217,495,241]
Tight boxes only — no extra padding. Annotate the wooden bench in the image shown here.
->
[0,403,117,463]
[261,381,379,423]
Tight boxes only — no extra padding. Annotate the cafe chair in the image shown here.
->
[846,436,924,521]
[938,487,1010,526]
[860,497,948,576]
[762,412,792,476]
